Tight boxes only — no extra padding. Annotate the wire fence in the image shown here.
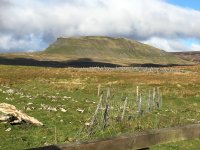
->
[88,85,163,135]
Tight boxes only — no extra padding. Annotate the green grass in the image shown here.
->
[0,65,200,149]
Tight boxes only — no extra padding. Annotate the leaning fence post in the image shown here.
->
[97,84,101,97]
[146,90,150,113]
[160,92,163,108]
[137,86,139,102]
[157,87,160,109]
[103,87,110,129]
[89,94,103,135]
[121,97,128,121]
[138,93,142,115]
[152,87,156,109]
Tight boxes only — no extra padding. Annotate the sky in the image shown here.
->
[167,0,200,11]
[0,0,200,53]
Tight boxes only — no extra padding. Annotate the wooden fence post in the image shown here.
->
[137,86,139,102]
[89,94,103,135]
[103,87,111,129]
[152,88,156,110]
[121,97,128,121]
[138,93,142,115]
[97,84,101,97]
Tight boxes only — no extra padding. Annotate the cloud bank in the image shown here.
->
[0,0,200,52]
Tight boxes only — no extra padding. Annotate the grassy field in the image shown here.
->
[0,64,200,149]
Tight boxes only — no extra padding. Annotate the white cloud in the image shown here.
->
[144,37,200,52]
[0,34,44,52]
[0,0,200,52]
[191,43,200,51]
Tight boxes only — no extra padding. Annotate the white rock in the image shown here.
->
[26,107,32,111]
[85,122,91,126]
[63,96,71,99]
[48,107,57,112]
[27,103,33,105]
[76,108,84,113]
[5,128,11,132]
[6,89,15,94]
[60,108,67,112]
[0,115,10,121]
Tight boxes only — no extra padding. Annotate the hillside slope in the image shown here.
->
[45,36,189,65]
[172,52,200,63]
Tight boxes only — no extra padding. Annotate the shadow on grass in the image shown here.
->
[0,57,121,68]
[0,56,191,68]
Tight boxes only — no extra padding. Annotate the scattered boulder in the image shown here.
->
[0,103,43,126]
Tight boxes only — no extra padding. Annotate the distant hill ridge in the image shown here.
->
[172,51,200,63]
[45,36,190,65]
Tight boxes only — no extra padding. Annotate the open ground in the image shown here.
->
[0,64,200,149]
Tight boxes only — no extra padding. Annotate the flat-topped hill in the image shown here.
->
[45,36,189,65]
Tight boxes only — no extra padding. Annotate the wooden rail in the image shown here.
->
[31,124,200,150]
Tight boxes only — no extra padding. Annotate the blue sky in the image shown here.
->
[165,0,200,51]
[167,0,200,11]
[0,0,200,52]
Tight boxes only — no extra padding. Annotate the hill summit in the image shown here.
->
[45,36,189,65]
